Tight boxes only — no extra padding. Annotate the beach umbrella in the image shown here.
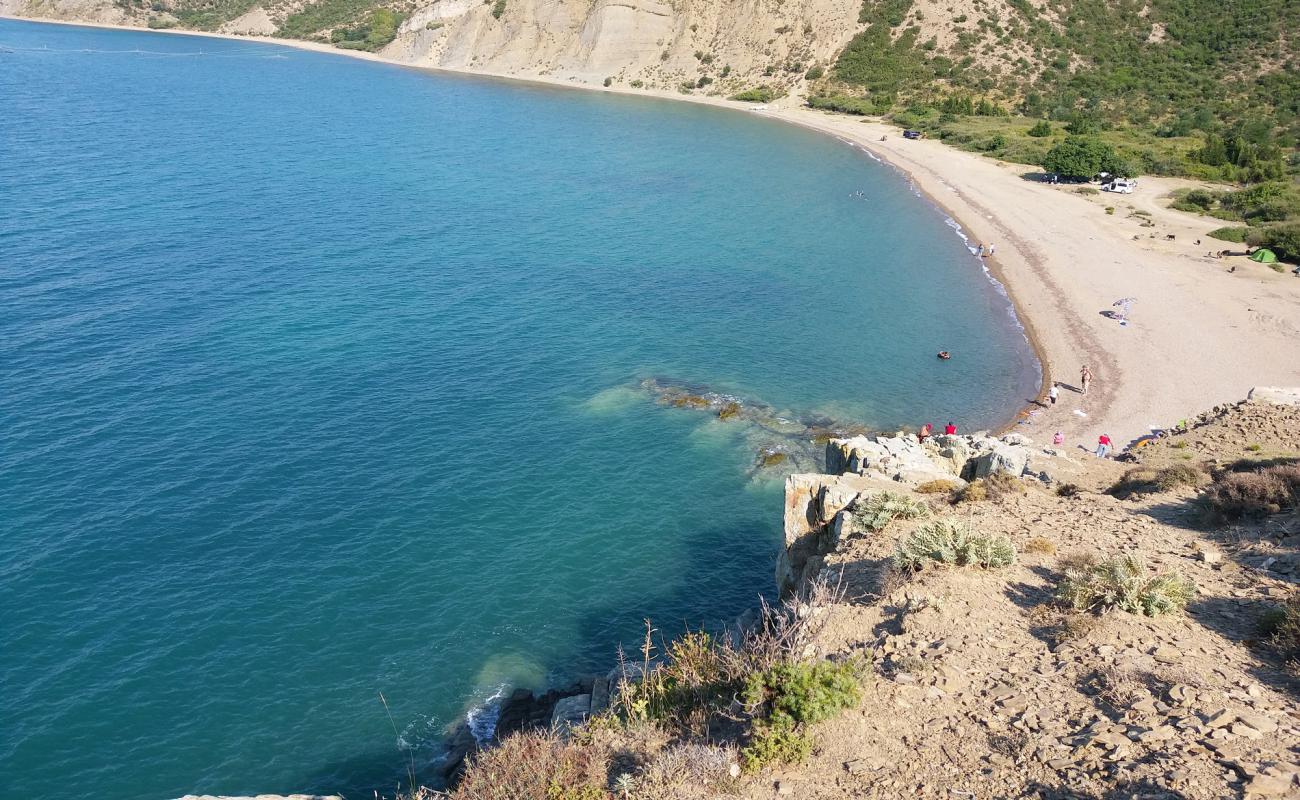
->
[1112,297,1135,325]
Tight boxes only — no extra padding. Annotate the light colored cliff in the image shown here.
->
[383,0,861,91]
[2,0,863,94]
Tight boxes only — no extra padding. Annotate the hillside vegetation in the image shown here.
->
[815,0,1299,186]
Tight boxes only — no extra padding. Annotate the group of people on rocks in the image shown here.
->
[916,421,958,444]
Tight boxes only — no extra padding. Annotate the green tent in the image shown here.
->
[1249,248,1278,263]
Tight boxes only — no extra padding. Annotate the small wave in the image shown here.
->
[465,684,508,745]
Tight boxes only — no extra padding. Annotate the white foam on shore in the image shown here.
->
[465,684,509,745]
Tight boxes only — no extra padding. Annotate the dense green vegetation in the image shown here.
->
[729,86,784,103]
[1172,182,1300,259]
[116,0,256,30]
[817,0,1300,183]
[329,7,403,50]
[279,0,398,42]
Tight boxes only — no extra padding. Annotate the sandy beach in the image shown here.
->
[8,15,1300,449]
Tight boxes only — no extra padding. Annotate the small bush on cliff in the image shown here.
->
[1202,463,1300,519]
[1056,552,1195,616]
[852,491,929,533]
[739,658,864,771]
[893,519,1017,571]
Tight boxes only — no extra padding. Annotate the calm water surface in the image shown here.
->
[0,20,1037,799]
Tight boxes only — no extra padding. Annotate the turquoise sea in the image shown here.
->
[0,19,1037,799]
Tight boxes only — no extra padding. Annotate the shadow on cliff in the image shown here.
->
[286,516,782,797]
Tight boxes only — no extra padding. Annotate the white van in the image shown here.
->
[1103,178,1136,194]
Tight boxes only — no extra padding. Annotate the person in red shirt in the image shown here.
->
[944,422,957,435]
[1096,433,1112,458]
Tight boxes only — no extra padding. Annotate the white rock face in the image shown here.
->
[972,442,1032,479]
[1248,386,1300,406]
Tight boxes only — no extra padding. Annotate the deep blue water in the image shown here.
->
[0,19,1037,800]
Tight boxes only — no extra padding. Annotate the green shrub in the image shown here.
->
[730,86,782,102]
[1208,226,1250,243]
[1042,136,1132,180]
[1027,120,1053,137]
[741,716,812,772]
[743,659,862,726]
[491,0,505,17]
[851,491,929,533]
[893,519,1017,571]
[1056,553,1195,616]
[1247,223,1300,263]
[737,657,863,771]
[806,93,883,116]
[804,65,825,80]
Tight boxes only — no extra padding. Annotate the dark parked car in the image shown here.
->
[902,129,923,139]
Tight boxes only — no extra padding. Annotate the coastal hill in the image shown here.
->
[5,0,1296,141]
[428,390,1300,798]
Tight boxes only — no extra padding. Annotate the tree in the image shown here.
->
[1027,120,1053,137]
[1042,136,1134,179]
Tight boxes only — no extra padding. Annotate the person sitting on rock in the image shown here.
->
[944,421,957,435]
[918,423,933,443]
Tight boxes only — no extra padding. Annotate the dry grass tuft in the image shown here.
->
[1024,536,1056,555]
[957,472,1026,503]
[916,479,959,494]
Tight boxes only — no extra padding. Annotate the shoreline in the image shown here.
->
[6,14,1299,446]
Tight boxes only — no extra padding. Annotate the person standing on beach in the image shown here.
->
[1095,433,1112,458]
[1080,366,1093,396]
[988,244,996,256]
[1048,385,1059,406]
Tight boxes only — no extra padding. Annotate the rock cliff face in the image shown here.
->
[2,0,863,94]
[382,0,860,90]
[778,430,1069,596]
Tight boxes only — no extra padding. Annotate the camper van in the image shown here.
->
[1102,177,1136,194]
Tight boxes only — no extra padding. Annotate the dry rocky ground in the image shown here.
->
[768,398,1300,799]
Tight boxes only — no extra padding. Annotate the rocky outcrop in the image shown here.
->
[777,471,894,596]
[826,431,1048,486]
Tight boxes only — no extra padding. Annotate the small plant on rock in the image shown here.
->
[893,518,1017,571]
[852,491,930,533]
[1056,553,1195,616]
